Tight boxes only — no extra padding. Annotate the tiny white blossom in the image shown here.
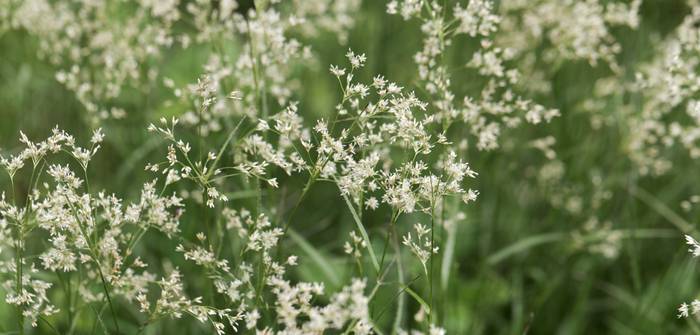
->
[686,235,700,257]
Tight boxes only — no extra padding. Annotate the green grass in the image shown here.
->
[2,0,700,334]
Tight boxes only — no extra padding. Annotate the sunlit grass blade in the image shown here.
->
[629,186,697,234]
[399,284,431,315]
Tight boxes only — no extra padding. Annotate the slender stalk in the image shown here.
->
[63,196,120,334]
[11,174,23,335]
[95,263,120,334]
[391,224,405,334]
[341,192,380,273]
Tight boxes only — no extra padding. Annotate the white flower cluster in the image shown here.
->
[172,208,373,334]
[403,223,439,275]
[6,0,181,122]
[152,51,480,218]
[0,129,186,329]
[681,235,700,318]
[0,122,381,333]
[387,0,560,151]
[625,5,700,175]
[3,0,362,125]
[499,0,641,71]
[1,0,612,333]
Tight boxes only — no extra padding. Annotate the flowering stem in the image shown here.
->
[63,196,121,334]
[378,210,400,277]
[341,192,380,273]
[15,237,24,335]
[429,202,435,325]
[391,223,406,332]
[95,261,120,334]
[280,167,320,235]
[10,174,24,335]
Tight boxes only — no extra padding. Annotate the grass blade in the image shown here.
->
[341,193,380,273]
[287,228,341,286]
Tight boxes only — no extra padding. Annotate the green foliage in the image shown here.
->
[1,0,700,334]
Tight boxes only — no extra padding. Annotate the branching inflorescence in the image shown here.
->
[10,0,700,334]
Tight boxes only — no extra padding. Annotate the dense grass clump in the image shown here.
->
[1,0,700,334]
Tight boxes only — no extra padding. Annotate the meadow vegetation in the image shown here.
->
[1,0,700,334]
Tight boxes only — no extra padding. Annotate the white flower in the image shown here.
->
[685,235,700,257]
[90,128,104,144]
[330,65,346,77]
[267,178,279,188]
[346,49,366,69]
[364,197,379,210]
